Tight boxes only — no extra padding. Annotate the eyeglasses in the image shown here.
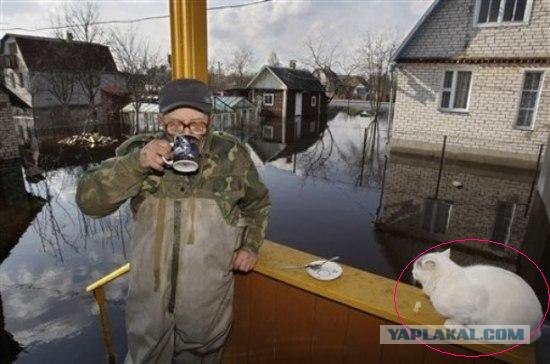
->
[164,118,208,135]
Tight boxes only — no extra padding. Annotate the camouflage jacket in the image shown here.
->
[75,129,271,254]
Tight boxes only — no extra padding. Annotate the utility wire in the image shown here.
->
[0,0,271,32]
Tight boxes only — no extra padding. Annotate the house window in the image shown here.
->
[421,198,453,234]
[263,93,274,106]
[8,43,16,55]
[10,73,16,88]
[476,0,532,25]
[491,201,516,244]
[262,125,274,139]
[311,95,317,107]
[18,72,24,88]
[440,70,472,112]
[515,71,544,129]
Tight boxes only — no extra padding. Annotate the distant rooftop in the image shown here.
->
[1,33,117,73]
[264,66,324,92]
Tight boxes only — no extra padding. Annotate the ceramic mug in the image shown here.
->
[162,134,200,173]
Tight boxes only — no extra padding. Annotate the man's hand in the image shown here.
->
[231,248,258,272]
[139,139,172,172]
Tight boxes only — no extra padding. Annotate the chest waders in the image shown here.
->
[124,137,248,364]
[75,130,270,364]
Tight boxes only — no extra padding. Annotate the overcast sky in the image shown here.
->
[0,0,434,72]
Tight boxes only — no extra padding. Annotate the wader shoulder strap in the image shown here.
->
[153,198,167,292]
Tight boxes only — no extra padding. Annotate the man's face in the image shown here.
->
[159,107,211,141]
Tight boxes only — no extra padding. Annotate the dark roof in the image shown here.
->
[266,66,324,92]
[2,33,117,73]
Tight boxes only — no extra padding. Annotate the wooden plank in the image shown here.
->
[246,273,278,363]
[423,344,475,364]
[223,273,251,363]
[344,308,384,363]
[380,339,427,364]
[310,296,349,363]
[273,282,316,363]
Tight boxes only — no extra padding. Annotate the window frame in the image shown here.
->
[311,95,317,107]
[263,93,274,106]
[438,69,474,113]
[262,125,274,139]
[513,69,545,131]
[473,0,533,28]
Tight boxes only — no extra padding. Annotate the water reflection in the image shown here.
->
[376,151,549,306]
[0,153,130,363]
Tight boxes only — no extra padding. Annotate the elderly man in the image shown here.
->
[76,79,271,363]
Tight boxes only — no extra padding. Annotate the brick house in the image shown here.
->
[0,33,126,139]
[0,83,33,205]
[247,65,325,143]
[391,0,550,168]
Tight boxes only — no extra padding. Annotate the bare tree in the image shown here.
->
[108,27,161,134]
[267,51,280,67]
[355,31,399,123]
[355,30,400,154]
[229,46,254,87]
[48,3,107,132]
[50,2,105,43]
[302,36,357,102]
[208,57,227,91]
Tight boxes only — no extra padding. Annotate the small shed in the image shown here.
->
[120,102,161,135]
[212,96,257,131]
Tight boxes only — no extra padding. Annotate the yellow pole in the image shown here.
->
[169,0,208,82]
[86,263,130,292]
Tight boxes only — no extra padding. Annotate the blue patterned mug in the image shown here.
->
[162,134,200,173]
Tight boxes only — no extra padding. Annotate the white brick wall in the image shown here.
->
[392,63,550,158]
[401,0,550,59]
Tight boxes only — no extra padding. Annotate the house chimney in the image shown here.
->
[66,32,74,42]
[289,60,297,69]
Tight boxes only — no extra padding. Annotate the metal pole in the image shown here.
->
[525,143,545,217]
[93,287,116,364]
[375,154,388,223]
[359,126,368,186]
[434,135,447,199]
[169,0,208,82]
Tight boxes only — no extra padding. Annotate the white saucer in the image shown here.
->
[305,261,343,281]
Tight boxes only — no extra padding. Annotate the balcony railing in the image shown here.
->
[86,240,537,364]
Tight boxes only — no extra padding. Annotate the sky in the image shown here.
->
[0,0,434,72]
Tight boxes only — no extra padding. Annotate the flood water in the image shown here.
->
[1,110,549,363]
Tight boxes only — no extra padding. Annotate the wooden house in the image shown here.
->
[247,65,325,143]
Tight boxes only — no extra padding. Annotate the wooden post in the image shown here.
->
[169,0,208,82]
[93,287,116,364]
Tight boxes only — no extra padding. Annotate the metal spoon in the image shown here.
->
[280,256,340,270]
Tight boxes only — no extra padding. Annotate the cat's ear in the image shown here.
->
[423,259,436,270]
[443,248,451,257]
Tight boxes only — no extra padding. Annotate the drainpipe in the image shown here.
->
[386,61,396,145]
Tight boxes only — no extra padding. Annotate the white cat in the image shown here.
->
[412,249,543,342]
